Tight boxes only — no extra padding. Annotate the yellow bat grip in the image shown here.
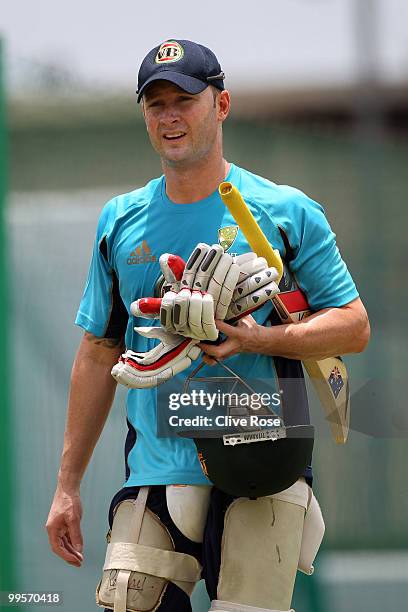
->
[219,181,284,281]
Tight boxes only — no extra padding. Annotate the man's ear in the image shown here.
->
[218,90,231,122]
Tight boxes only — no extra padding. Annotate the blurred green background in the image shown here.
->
[1,1,408,609]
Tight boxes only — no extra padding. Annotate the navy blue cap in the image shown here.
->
[137,39,225,103]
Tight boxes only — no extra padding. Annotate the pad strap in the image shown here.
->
[113,570,131,612]
[104,542,202,595]
[112,486,149,612]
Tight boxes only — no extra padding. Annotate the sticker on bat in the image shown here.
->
[328,366,344,398]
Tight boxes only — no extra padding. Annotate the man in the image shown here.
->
[46,39,370,612]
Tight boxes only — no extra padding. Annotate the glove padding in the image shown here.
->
[161,288,218,341]
[179,243,241,319]
[132,251,280,325]
[134,243,241,341]
[225,252,280,319]
[111,327,201,389]
[112,249,280,389]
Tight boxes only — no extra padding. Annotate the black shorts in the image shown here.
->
[104,485,235,612]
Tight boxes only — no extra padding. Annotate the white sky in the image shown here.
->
[2,0,408,93]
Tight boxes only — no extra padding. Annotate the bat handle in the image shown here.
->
[219,181,284,281]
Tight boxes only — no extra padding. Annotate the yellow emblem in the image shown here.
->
[218,226,239,252]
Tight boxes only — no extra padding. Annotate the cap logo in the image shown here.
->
[155,41,184,64]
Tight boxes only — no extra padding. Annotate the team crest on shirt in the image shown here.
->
[218,225,239,252]
[155,41,184,64]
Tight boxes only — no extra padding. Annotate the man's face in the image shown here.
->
[142,81,224,167]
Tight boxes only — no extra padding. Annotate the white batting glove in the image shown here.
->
[112,248,280,389]
[160,288,218,341]
[111,327,201,389]
[132,243,241,341]
[226,252,280,320]
[179,243,241,319]
[159,243,240,340]
[132,251,280,327]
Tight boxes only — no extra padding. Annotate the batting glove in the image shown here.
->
[111,327,201,389]
[112,247,280,389]
[132,249,280,328]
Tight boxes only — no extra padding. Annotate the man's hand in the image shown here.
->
[201,298,371,364]
[200,315,261,365]
[45,487,84,567]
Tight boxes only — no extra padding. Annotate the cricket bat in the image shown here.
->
[219,181,350,444]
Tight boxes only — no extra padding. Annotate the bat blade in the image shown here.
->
[219,181,350,444]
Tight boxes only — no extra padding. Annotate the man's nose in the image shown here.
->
[160,104,180,123]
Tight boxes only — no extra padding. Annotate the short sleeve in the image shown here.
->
[284,191,359,310]
[75,199,128,338]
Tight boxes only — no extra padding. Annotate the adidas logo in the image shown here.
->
[127,240,157,265]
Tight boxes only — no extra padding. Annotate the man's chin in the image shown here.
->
[162,151,192,167]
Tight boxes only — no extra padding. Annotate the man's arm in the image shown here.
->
[45,332,124,567]
[200,297,370,362]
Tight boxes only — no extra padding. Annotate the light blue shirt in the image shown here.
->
[76,163,358,486]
